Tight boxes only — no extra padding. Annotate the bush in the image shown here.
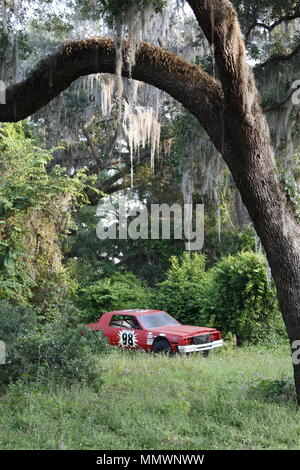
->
[76,272,152,322]
[153,253,208,324]
[0,301,108,391]
[200,252,284,345]
[32,321,108,386]
[152,251,286,345]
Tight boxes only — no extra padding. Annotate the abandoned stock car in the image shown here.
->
[87,309,223,355]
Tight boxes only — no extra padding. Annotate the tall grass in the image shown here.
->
[0,345,300,450]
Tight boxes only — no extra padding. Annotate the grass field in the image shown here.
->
[1,344,300,450]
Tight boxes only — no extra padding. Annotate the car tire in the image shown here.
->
[152,339,174,356]
[202,350,210,358]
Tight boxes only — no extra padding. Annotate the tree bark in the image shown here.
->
[0,39,224,147]
[235,192,249,228]
[187,0,300,403]
[1,0,300,402]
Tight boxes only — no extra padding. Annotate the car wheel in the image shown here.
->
[202,350,210,358]
[152,339,174,356]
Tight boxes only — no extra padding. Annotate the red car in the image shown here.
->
[87,309,223,355]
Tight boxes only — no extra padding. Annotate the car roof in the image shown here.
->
[105,309,165,317]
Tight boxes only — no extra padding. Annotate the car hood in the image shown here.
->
[150,325,216,337]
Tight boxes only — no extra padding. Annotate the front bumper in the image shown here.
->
[177,339,223,353]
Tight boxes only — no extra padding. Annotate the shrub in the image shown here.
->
[33,320,108,386]
[0,301,108,391]
[76,272,152,322]
[153,253,208,324]
[200,252,284,345]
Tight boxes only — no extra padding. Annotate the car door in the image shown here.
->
[107,315,147,350]
[105,314,124,346]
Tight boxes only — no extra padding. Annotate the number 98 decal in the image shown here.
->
[118,330,138,348]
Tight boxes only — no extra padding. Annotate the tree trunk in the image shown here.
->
[187,0,300,403]
[235,192,249,228]
[223,112,300,403]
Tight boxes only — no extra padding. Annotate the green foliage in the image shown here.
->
[0,301,108,391]
[75,0,166,24]
[200,252,284,345]
[172,110,201,168]
[0,123,98,303]
[76,272,152,322]
[233,0,300,60]
[64,205,120,285]
[153,253,207,324]
[278,165,300,220]
[165,252,206,283]
[66,205,186,287]
[0,123,94,213]
[152,251,284,346]
[32,274,80,320]
[101,0,166,17]
[218,229,256,257]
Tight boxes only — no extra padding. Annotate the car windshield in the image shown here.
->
[139,312,181,329]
